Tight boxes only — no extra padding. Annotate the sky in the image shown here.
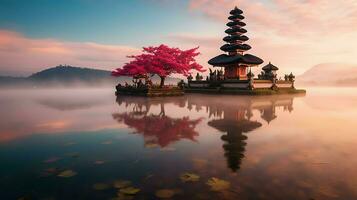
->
[0,0,357,76]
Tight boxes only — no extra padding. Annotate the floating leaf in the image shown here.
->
[93,183,110,190]
[206,177,230,192]
[155,189,176,199]
[119,187,140,195]
[180,172,200,182]
[114,180,132,189]
[58,170,77,178]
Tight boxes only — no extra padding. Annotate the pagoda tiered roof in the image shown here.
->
[208,54,264,66]
[223,35,249,42]
[229,7,243,15]
[226,21,246,27]
[262,62,279,71]
[208,6,264,67]
[220,43,252,52]
[225,27,247,34]
[228,15,245,20]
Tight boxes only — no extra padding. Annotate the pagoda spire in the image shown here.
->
[222,6,251,55]
[208,6,263,68]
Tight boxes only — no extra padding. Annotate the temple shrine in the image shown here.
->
[185,6,305,95]
[209,6,263,80]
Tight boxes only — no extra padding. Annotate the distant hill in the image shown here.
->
[27,65,118,87]
[0,65,181,88]
[29,65,112,81]
[297,63,357,86]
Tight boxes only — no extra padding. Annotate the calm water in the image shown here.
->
[1,88,357,200]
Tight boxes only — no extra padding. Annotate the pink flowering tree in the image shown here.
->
[112,44,205,87]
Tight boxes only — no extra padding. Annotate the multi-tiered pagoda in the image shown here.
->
[185,6,305,95]
[208,7,263,80]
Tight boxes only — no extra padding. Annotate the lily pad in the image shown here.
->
[155,189,176,199]
[180,172,200,182]
[206,177,230,192]
[114,180,132,189]
[119,187,140,195]
[93,183,110,190]
[57,170,77,178]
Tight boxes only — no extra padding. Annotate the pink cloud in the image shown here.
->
[188,0,357,38]
[0,30,140,76]
[182,0,357,75]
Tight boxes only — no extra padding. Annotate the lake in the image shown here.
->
[1,87,357,200]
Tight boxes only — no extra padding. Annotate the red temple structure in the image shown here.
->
[208,6,264,80]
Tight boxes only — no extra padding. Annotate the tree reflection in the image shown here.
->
[113,96,202,148]
[114,94,299,172]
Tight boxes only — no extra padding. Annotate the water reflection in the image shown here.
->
[113,97,202,147]
[5,89,357,199]
[114,94,299,173]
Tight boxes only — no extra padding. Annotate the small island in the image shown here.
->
[112,45,205,97]
[112,6,305,97]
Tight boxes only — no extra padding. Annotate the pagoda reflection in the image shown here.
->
[113,96,202,148]
[185,94,298,172]
[113,94,300,172]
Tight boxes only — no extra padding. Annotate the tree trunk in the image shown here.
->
[160,76,165,88]
[159,103,165,116]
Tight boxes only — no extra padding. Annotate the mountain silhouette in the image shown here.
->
[297,63,357,86]
[0,65,180,88]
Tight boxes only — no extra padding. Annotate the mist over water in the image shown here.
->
[1,87,357,200]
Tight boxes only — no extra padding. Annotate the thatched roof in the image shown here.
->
[223,35,249,42]
[225,28,247,34]
[226,21,246,27]
[262,62,279,71]
[230,7,243,15]
[208,54,264,66]
[220,44,252,52]
[228,15,245,20]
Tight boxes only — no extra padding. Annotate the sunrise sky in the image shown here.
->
[0,0,356,76]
